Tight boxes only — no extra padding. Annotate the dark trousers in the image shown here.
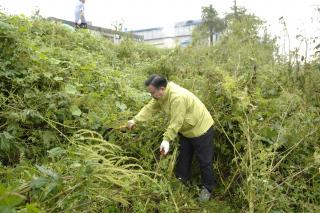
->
[175,127,216,192]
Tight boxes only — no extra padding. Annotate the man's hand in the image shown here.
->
[126,119,136,130]
[160,140,170,155]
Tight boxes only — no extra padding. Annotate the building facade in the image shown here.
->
[131,20,203,48]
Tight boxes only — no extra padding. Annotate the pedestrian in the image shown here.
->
[126,74,216,202]
[74,0,87,29]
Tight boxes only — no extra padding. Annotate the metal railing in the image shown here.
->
[48,17,144,41]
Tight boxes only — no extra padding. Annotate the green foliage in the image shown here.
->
[0,9,319,213]
[145,9,320,212]
[0,12,231,212]
[0,184,24,213]
[200,4,226,46]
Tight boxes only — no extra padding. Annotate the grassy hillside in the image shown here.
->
[0,11,319,212]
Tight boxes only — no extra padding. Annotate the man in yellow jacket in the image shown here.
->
[127,74,216,201]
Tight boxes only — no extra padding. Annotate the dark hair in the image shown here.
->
[144,74,168,89]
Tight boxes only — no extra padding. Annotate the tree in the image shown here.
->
[225,1,247,23]
[201,4,226,46]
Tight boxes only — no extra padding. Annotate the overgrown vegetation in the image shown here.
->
[0,7,319,212]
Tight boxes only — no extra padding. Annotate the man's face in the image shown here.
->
[147,85,165,100]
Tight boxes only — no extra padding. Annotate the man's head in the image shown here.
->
[144,74,168,100]
[80,0,85,3]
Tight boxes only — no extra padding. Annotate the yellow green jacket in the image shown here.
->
[133,82,214,142]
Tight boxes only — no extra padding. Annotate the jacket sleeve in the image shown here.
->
[133,99,160,122]
[163,97,186,142]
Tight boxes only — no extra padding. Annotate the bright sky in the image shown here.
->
[0,0,319,55]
